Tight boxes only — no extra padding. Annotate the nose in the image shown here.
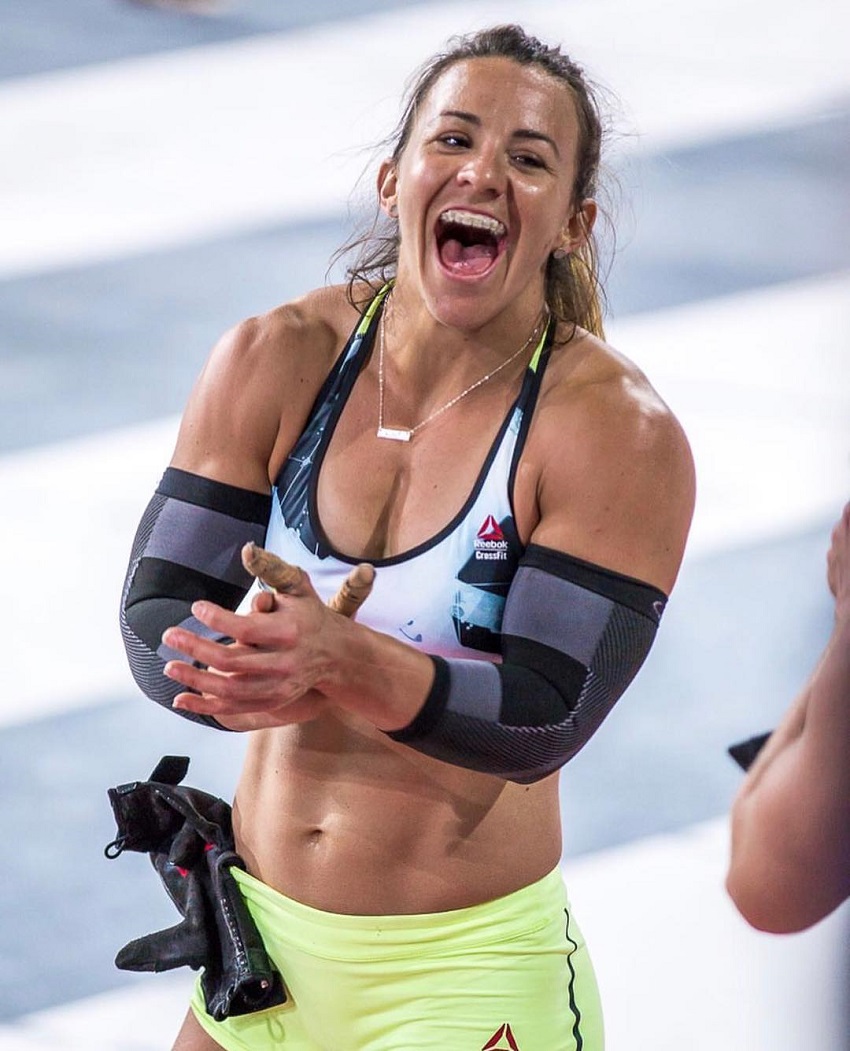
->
[456,144,506,195]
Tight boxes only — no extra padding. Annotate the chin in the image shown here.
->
[426,278,503,330]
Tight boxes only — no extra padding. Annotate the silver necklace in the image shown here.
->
[376,306,549,442]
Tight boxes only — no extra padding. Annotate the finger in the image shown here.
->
[251,589,277,614]
[186,600,288,646]
[173,687,328,726]
[164,655,308,706]
[162,624,221,666]
[171,687,269,718]
[161,623,229,666]
[242,542,306,594]
[327,562,376,618]
[165,659,307,705]
[164,614,299,669]
[162,633,264,674]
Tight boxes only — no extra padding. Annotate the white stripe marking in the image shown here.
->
[0,0,847,277]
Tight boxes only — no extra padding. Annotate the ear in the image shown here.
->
[556,198,598,255]
[377,159,399,219]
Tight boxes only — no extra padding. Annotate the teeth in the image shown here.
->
[440,209,506,237]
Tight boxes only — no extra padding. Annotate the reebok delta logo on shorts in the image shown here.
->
[481,1022,521,1049]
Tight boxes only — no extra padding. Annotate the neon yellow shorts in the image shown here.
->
[190,865,604,1051]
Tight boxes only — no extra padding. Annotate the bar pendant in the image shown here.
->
[377,426,412,442]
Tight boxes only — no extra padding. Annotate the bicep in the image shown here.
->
[169,319,287,494]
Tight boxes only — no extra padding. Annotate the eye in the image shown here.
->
[437,132,470,149]
[511,152,547,170]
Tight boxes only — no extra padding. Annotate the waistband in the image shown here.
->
[232,865,569,962]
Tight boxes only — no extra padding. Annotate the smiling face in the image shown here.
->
[379,56,592,330]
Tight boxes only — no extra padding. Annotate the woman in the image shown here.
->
[120,24,695,1050]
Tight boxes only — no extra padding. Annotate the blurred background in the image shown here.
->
[0,1,847,1048]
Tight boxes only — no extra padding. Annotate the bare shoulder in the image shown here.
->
[170,284,360,489]
[527,326,696,592]
[211,284,356,380]
[543,326,693,468]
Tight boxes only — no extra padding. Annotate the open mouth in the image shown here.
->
[435,209,507,277]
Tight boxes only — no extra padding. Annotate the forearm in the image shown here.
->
[386,545,667,784]
[791,621,850,779]
[727,619,850,932]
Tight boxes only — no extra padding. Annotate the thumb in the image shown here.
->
[241,543,319,601]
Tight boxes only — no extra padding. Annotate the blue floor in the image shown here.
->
[0,0,434,79]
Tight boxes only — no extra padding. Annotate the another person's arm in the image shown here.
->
[726,502,850,933]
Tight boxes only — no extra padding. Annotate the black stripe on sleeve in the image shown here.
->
[498,635,588,725]
[125,596,205,652]
[157,467,271,524]
[521,543,668,622]
[387,656,451,743]
[126,558,248,612]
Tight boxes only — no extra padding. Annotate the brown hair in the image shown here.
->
[333,24,611,337]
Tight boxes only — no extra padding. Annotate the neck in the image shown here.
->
[380,286,548,384]
[375,291,549,443]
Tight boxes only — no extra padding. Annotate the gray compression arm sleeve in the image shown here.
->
[387,544,667,784]
[119,468,271,728]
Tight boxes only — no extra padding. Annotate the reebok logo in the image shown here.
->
[474,515,509,561]
[481,1022,521,1050]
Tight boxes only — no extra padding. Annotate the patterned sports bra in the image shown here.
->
[264,287,554,661]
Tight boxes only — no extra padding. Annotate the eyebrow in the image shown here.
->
[438,109,561,158]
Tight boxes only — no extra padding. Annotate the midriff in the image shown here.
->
[231,710,562,915]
